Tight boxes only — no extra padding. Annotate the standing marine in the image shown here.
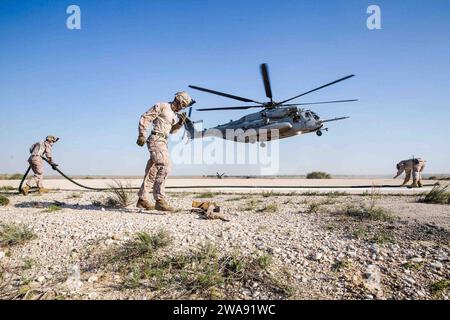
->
[21,135,59,195]
[136,92,194,211]
[393,157,426,188]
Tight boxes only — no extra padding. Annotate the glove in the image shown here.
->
[136,135,147,147]
[51,163,59,170]
[178,112,188,125]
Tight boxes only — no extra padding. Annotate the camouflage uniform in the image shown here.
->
[137,102,182,202]
[394,158,426,187]
[26,141,54,189]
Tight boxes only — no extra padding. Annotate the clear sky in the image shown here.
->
[1,0,449,176]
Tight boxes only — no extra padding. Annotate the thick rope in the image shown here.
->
[18,157,139,193]
[18,158,437,194]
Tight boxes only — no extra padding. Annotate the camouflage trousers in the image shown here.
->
[138,137,171,202]
[402,163,426,185]
[26,157,44,188]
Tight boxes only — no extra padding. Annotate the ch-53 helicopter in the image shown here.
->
[183,63,357,146]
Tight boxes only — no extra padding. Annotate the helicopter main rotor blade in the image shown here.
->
[196,99,358,111]
[278,75,355,105]
[260,63,273,102]
[283,99,358,106]
[197,105,265,111]
[189,85,264,104]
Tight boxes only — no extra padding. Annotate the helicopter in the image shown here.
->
[183,63,357,146]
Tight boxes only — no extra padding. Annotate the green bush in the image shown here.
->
[427,176,450,181]
[430,279,449,296]
[418,185,449,205]
[45,205,62,213]
[113,230,172,262]
[105,180,135,208]
[262,191,275,198]
[0,174,23,180]
[342,203,394,222]
[332,259,352,272]
[243,199,259,211]
[0,223,36,246]
[0,195,9,206]
[306,172,332,179]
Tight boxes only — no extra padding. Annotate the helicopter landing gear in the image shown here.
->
[316,128,328,137]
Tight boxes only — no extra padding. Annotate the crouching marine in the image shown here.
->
[394,157,426,188]
[21,135,59,195]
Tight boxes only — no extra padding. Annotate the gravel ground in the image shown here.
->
[0,190,449,300]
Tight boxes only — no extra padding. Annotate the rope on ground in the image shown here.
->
[18,157,438,194]
[18,157,139,193]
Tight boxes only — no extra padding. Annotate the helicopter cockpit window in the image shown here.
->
[305,112,311,118]
[312,112,320,120]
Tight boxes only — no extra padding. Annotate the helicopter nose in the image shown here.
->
[314,119,323,128]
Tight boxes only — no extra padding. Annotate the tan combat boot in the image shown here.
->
[155,199,174,212]
[21,185,30,196]
[408,180,419,188]
[136,198,155,210]
[417,180,423,188]
[38,187,50,194]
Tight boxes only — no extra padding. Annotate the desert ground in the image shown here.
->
[0,178,449,300]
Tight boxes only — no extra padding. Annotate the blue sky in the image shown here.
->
[1,0,449,176]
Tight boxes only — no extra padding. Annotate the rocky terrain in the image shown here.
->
[0,189,449,300]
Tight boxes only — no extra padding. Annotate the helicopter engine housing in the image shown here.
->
[262,106,297,119]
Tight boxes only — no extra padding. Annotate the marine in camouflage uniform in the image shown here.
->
[21,136,59,195]
[393,157,426,188]
[136,92,194,211]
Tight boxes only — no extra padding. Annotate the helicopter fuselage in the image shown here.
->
[191,106,324,143]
